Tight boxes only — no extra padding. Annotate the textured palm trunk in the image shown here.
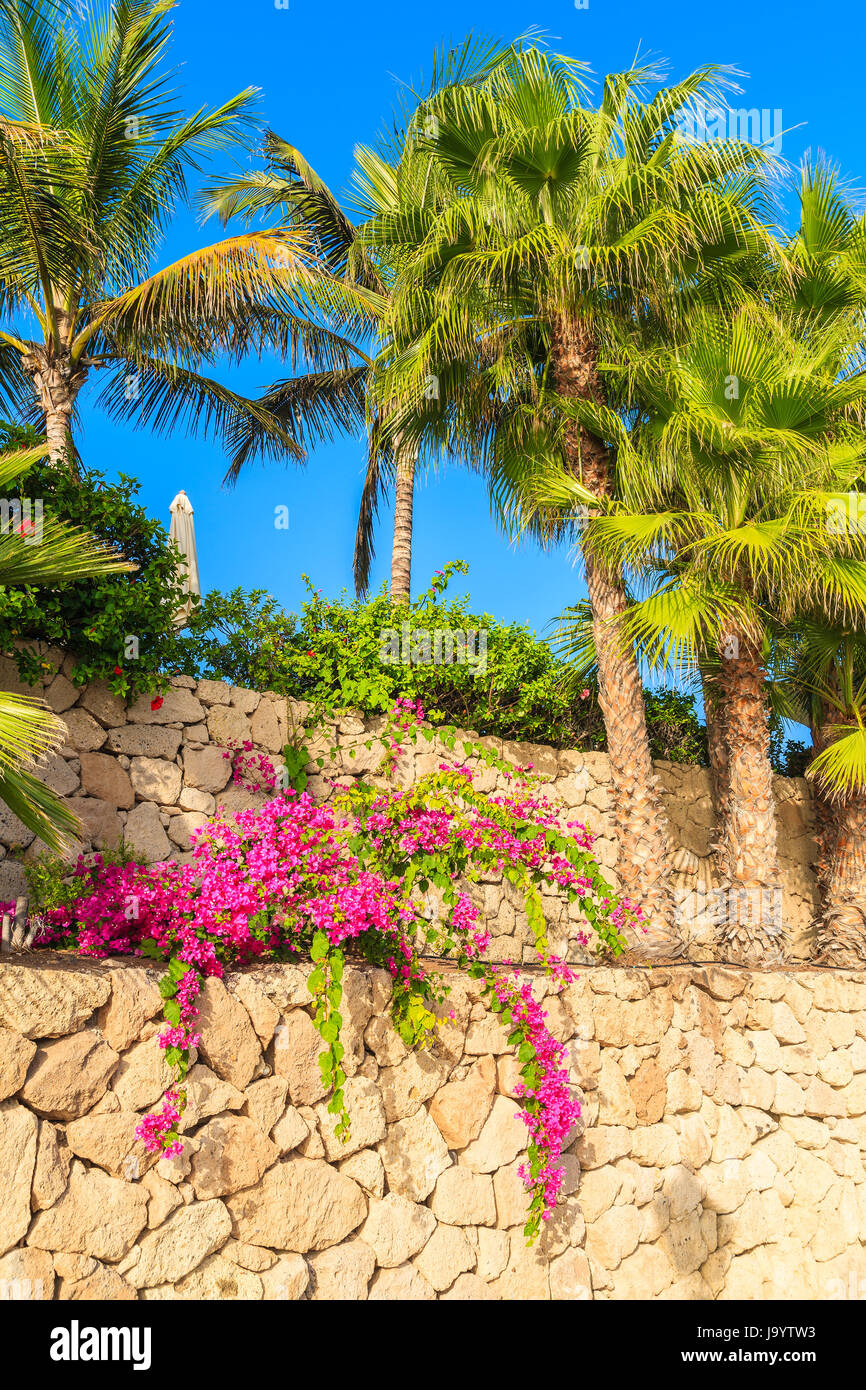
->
[812,720,866,967]
[716,632,786,965]
[551,316,682,959]
[811,792,866,966]
[702,673,729,875]
[43,390,74,469]
[809,719,833,908]
[390,444,416,603]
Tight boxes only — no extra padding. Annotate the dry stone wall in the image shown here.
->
[1,955,865,1300]
[0,659,820,961]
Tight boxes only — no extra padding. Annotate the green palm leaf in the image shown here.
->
[0,692,80,852]
[808,726,866,800]
[0,764,79,852]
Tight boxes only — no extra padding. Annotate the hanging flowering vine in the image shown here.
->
[26,702,640,1241]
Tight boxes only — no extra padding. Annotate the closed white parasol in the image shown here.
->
[169,489,201,628]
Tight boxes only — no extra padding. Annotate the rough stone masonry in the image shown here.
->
[0,657,855,1301]
[0,955,864,1300]
[0,658,821,961]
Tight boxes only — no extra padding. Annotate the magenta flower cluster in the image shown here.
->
[34,793,433,1153]
[495,970,582,1216]
[26,706,640,1230]
[382,696,426,757]
[222,739,279,791]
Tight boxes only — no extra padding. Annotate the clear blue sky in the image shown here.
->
[73,0,864,638]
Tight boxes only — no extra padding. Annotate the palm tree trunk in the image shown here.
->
[811,790,866,966]
[583,549,684,956]
[702,671,729,875]
[390,443,416,603]
[809,719,833,907]
[703,680,729,815]
[24,345,81,473]
[811,718,866,966]
[43,391,74,469]
[551,315,682,959]
[716,632,787,965]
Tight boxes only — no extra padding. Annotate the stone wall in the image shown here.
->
[1,955,865,1300]
[0,659,820,960]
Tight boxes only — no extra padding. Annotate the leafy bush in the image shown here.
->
[0,442,189,699]
[22,843,138,917]
[177,561,709,761]
[769,714,812,779]
[643,690,709,765]
[0,421,40,451]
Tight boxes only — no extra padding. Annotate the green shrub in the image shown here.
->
[643,689,709,765]
[23,843,138,917]
[769,715,811,779]
[177,561,709,760]
[0,444,190,699]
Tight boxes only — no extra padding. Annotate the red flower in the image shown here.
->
[113,666,123,675]
[150,697,164,712]
[307,650,315,658]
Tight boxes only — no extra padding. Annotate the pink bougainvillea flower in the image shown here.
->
[37,732,640,1233]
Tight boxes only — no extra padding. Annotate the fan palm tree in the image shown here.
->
[0,0,319,474]
[548,161,866,957]
[375,47,772,956]
[776,160,866,962]
[785,157,866,321]
[770,615,866,966]
[805,643,866,967]
[0,442,132,848]
[560,303,866,965]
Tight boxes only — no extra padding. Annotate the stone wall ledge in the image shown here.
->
[0,665,821,960]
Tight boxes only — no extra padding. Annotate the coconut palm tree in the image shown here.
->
[0,0,316,474]
[558,303,866,965]
[200,133,391,590]
[203,37,516,602]
[0,441,131,848]
[375,48,772,956]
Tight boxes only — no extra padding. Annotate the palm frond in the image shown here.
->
[0,515,132,585]
[0,763,79,851]
[95,356,306,470]
[808,725,866,800]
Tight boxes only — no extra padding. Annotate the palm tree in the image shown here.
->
[770,616,866,966]
[775,160,866,963]
[785,157,866,321]
[375,48,771,956]
[807,660,866,967]
[0,442,131,848]
[203,38,515,602]
[567,303,866,965]
[0,0,311,474]
[201,133,389,589]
